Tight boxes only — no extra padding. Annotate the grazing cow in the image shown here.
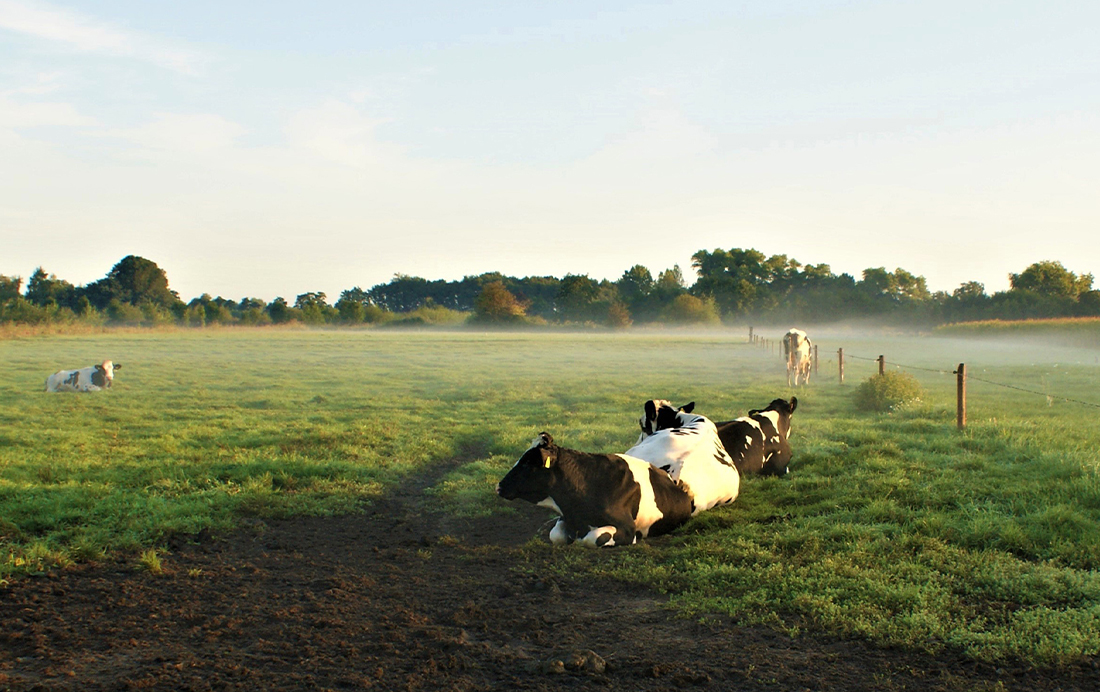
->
[783,328,812,386]
[626,400,740,515]
[715,397,798,476]
[45,360,122,392]
[496,432,693,548]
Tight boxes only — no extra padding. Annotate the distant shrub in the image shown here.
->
[658,294,721,325]
[854,371,924,412]
[607,301,633,329]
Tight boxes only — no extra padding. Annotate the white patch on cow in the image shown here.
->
[537,497,562,515]
[549,519,570,545]
[744,435,753,448]
[734,416,762,431]
[755,410,781,432]
[618,454,664,538]
[625,414,739,516]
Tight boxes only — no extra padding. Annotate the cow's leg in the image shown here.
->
[548,519,572,545]
[578,523,635,548]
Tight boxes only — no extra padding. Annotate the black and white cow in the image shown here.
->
[626,400,740,515]
[783,329,812,387]
[496,432,693,548]
[45,360,122,392]
[715,397,798,476]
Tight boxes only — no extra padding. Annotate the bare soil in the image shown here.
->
[3,463,1099,692]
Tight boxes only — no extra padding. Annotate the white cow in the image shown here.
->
[783,328,812,387]
[45,360,122,392]
[625,400,740,515]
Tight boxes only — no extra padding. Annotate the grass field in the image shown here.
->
[2,327,1100,665]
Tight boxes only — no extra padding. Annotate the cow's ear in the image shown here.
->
[542,449,555,469]
[788,397,798,414]
[537,431,554,447]
[680,402,695,413]
[748,408,761,416]
[95,364,104,372]
[644,400,657,422]
[113,363,122,370]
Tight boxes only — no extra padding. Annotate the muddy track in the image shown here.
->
[2,458,1099,692]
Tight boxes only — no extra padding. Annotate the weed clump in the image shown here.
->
[854,371,924,412]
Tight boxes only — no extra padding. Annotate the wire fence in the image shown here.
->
[748,331,1100,423]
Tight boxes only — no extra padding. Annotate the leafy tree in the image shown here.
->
[659,294,720,325]
[607,301,632,329]
[0,275,22,303]
[557,274,600,321]
[472,281,527,323]
[82,256,180,310]
[1009,261,1093,299]
[26,268,78,309]
[953,281,987,301]
[267,297,296,324]
[617,265,654,304]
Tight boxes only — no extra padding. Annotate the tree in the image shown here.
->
[607,301,632,329]
[294,292,332,324]
[616,265,654,304]
[0,275,22,303]
[1009,261,1093,300]
[556,274,600,321]
[26,268,78,308]
[659,294,720,325]
[472,282,527,323]
[84,256,179,309]
[952,281,987,301]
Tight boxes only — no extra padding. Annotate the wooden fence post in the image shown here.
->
[838,348,844,384]
[749,326,753,343]
[956,363,966,429]
[877,355,885,376]
[813,344,819,376]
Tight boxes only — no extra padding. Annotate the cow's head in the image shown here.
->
[639,399,696,436]
[94,360,120,388]
[496,432,557,502]
[749,397,798,437]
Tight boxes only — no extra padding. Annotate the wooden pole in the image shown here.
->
[877,355,885,376]
[813,344,819,376]
[956,363,966,429]
[749,326,753,343]
[838,348,844,384]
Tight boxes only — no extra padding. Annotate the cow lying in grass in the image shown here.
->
[496,432,693,548]
[626,400,740,515]
[45,360,122,392]
[715,397,798,476]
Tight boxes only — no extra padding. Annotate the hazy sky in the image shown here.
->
[2,1,1098,302]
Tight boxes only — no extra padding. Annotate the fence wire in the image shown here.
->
[841,351,1100,410]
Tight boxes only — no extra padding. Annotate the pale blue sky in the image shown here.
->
[2,0,1098,302]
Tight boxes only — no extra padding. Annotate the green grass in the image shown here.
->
[3,327,1100,665]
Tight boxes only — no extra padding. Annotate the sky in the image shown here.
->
[2,0,1099,303]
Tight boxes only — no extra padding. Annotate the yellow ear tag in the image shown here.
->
[544,457,552,468]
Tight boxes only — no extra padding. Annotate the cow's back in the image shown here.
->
[617,454,693,537]
[625,421,740,515]
[716,411,792,476]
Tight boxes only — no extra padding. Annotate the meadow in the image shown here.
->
[2,327,1100,666]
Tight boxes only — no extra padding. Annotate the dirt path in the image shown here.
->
[3,464,1099,692]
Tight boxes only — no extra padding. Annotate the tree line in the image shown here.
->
[2,251,1097,329]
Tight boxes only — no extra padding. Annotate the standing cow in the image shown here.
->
[626,400,740,515]
[715,397,798,476]
[496,432,694,547]
[783,329,812,386]
[45,360,122,392]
